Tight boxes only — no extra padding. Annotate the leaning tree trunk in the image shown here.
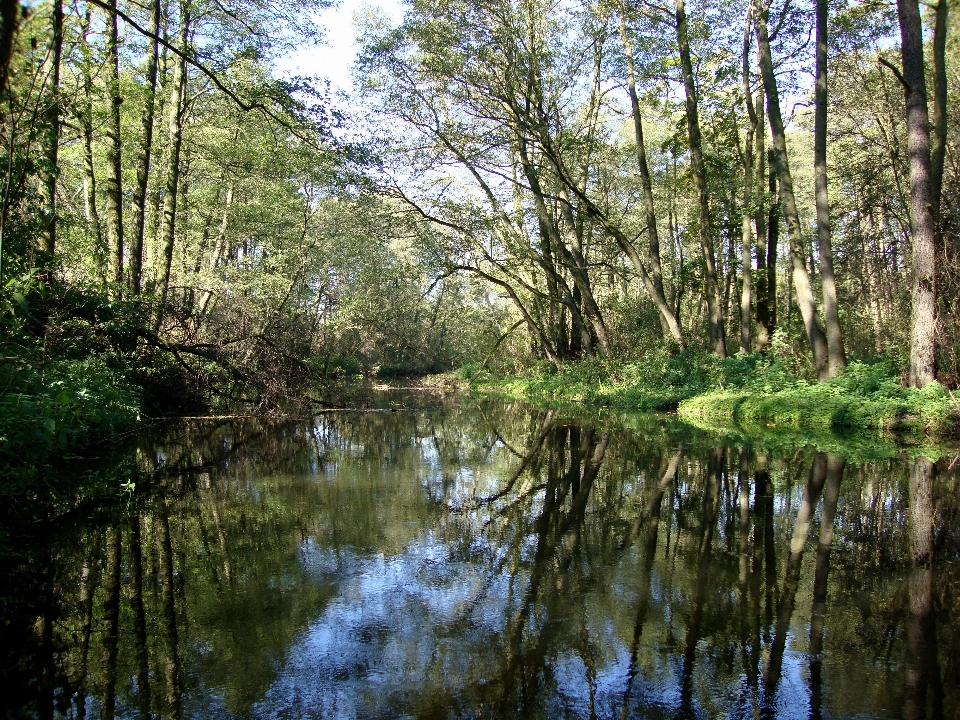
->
[129,0,162,294]
[619,6,671,340]
[755,0,829,377]
[676,0,726,357]
[815,0,846,376]
[896,0,937,388]
[103,0,124,291]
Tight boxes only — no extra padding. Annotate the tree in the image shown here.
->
[103,0,124,290]
[675,0,726,357]
[754,0,830,378]
[814,0,846,375]
[129,0,162,294]
[891,0,937,387]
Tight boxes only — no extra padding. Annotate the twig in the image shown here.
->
[878,55,911,92]
[946,386,960,414]
[467,319,525,388]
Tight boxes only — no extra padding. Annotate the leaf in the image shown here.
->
[12,292,29,313]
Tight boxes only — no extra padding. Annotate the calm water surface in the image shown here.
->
[1,395,957,719]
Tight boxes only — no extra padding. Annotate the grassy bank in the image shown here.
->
[463,351,960,437]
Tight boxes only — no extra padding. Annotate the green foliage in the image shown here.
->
[473,353,959,438]
[679,359,959,435]
[0,356,139,483]
[471,348,759,410]
[0,274,146,485]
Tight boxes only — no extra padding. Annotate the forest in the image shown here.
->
[2,1,960,717]
[0,0,958,471]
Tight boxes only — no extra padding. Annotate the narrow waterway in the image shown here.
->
[1,395,957,719]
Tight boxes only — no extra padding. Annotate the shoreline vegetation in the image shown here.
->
[4,348,958,487]
[459,350,960,441]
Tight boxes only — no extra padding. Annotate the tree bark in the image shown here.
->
[896,0,937,387]
[39,0,62,256]
[740,8,756,353]
[129,0,162,294]
[518,143,606,356]
[754,79,772,350]
[78,7,103,263]
[103,0,124,290]
[815,0,846,376]
[765,147,778,336]
[618,7,671,340]
[157,1,191,320]
[930,0,948,225]
[676,0,726,357]
[755,0,829,377]
[0,0,18,97]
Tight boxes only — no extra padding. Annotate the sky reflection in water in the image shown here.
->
[0,396,956,719]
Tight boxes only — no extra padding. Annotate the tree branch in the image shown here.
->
[878,55,911,92]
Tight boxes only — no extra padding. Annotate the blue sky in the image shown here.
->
[273,0,405,93]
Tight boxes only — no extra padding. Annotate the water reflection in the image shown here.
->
[0,399,957,719]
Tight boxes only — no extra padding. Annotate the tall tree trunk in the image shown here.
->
[157,1,190,321]
[740,8,757,353]
[765,148,778,336]
[815,0,846,376]
[676,0,726,357]
[129,0,162,294]
[618,7,671,340]
[38,0,62,256]
[930,0,948,225]
[78,7,103,263]
[754,81,772,350]
[558,190,611,355]
[755,0,829,377]
[518,141,610,356]
[896,0,937,387]
[535,121,685,347]
[103,0,124,291]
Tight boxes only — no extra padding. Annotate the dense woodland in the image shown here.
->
[0,0,957,433]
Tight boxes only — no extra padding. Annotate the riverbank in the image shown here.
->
[0,356,141,484]
[462,352,960,437]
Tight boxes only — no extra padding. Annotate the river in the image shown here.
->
[1,393,956,719]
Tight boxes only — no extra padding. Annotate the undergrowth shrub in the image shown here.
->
[0,357,139,483]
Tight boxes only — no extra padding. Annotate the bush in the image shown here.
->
[678,359,957,434]
[0,357,140,481]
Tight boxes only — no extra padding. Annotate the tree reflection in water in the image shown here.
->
[0,398,956,719]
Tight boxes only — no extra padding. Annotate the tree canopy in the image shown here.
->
[0,0,956,420]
